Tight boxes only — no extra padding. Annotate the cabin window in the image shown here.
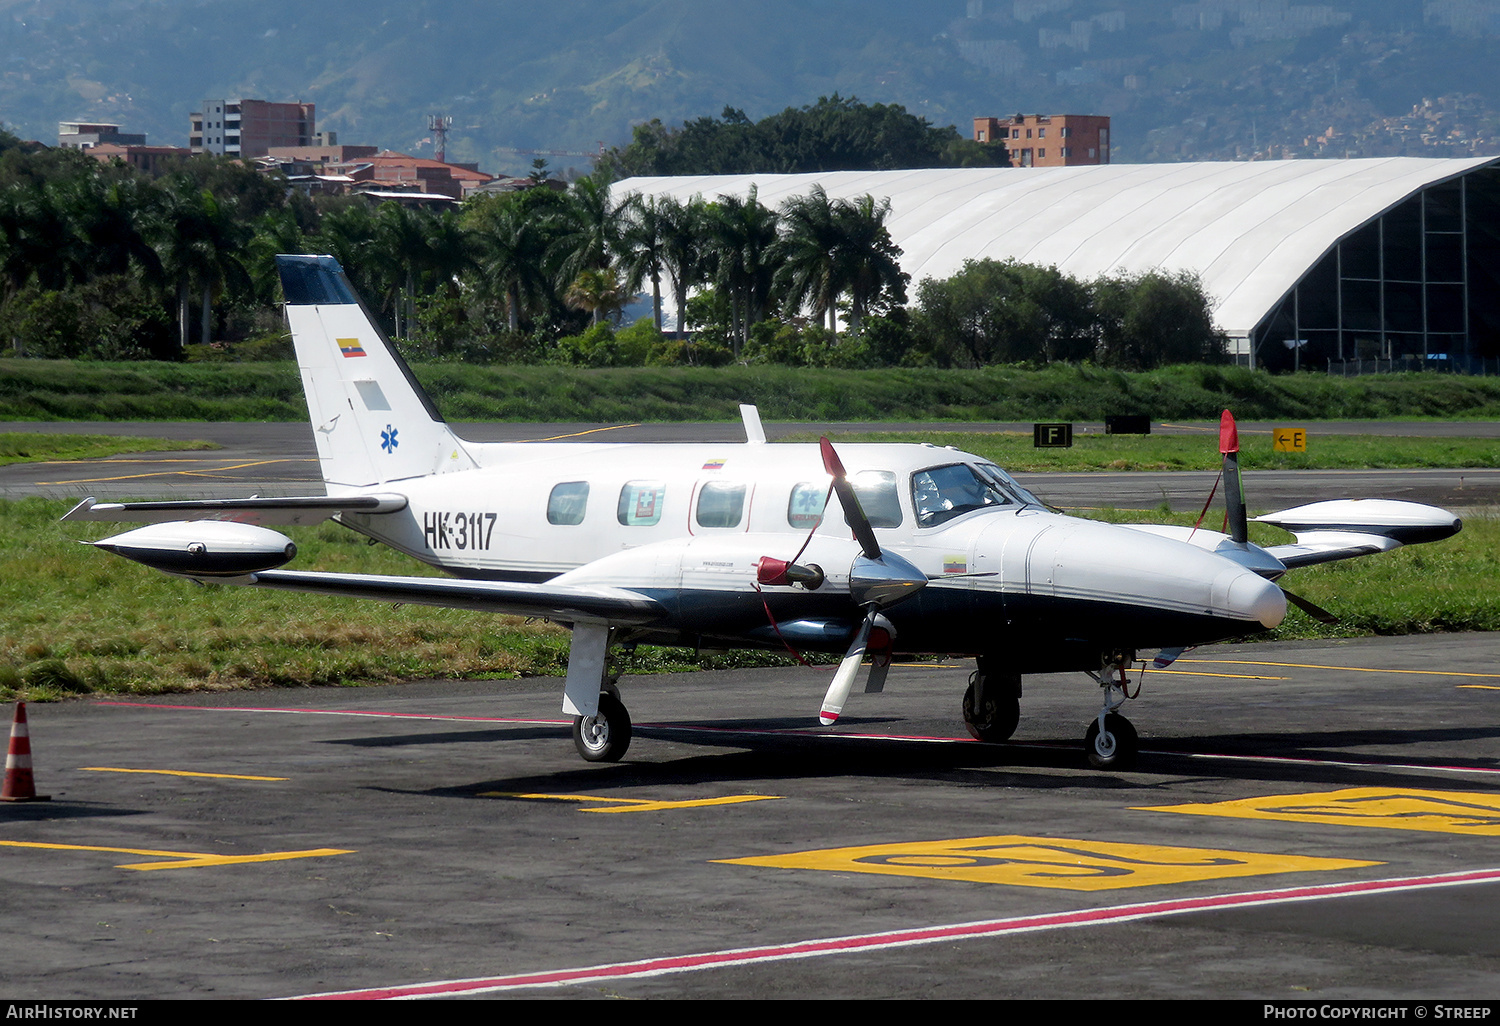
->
[618,481,666,526]
[546,481,590,525]
[696,481,746,529]
[911,464,1011,527]
[788,482,828,529]
[850,470,903,529]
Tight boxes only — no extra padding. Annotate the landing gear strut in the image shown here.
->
[963,656,1021,743]
[1084,650,1138,769]
[573,681,632,763]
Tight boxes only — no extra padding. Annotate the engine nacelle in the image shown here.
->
[93,521,298,577]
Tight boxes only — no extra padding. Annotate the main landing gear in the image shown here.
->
[573,681,632,763]
[962,656,1021,743]
[1084,650,1139,770]
[962,650,1143,769]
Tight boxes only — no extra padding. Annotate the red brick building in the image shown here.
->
[973,114,1110,167]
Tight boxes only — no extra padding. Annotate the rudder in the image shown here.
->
[277,255,476,488]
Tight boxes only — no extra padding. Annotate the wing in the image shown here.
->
[62,494,409,527]
[1254,499,1462,569]
[83,520,665,625]
[244,569,665,625]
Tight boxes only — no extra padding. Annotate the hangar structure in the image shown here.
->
[615,157,1500,372]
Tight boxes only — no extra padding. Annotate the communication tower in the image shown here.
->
[427,114,453,163]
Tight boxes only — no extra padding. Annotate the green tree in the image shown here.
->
[1092,270,1227,370]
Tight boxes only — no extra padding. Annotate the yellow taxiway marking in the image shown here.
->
[1150,669,1288,680]
[715,835,1377,891]
[80,766,289,781]
[1459,685,1500,691]
[0,839,354,871]
[521,424,643,442]
[1179,658,1500,680]
[482,791,782,813]
[50,457,315,485]
[1140,788,1500,836]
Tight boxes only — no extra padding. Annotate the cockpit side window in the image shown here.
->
[911,464,1012,527]
[850,470,902,529]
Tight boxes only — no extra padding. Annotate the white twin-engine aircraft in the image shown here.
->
[68,255,1463,769]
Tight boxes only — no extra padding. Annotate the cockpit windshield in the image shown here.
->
[911,464,1014,527]
[974,463,1050,510]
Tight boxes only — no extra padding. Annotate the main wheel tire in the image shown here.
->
[573,691,632,763]
[1084,712,1138,770]
[962,680,1021,743]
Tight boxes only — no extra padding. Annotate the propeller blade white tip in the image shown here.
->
[819,711,839,726]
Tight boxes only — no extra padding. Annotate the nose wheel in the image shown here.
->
[1084,712,1138,769]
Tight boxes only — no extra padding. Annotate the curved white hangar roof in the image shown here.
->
[615,157,1500,343]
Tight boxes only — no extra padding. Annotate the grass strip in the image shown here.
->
[0,433,219,467]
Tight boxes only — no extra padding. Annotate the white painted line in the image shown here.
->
[289,867,1500,999]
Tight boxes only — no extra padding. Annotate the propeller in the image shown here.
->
[1219,410,1338,625]
[816,437,927,725]
[1220,409,1248,544]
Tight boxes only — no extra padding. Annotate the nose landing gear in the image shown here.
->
[1084,651,1140,769]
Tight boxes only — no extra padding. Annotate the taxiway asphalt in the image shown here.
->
[5,632,1500,1000]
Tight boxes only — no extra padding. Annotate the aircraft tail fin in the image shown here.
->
[276,255,476,488]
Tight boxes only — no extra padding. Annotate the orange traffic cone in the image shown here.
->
[1,702,50,802]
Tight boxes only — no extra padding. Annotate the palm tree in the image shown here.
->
[704,186,780,355]
[835,194,907,333]
[775,184,843,338]
[547,174,625,292]
[564,266,627,325]
[464,192,554,332]
[153,179,250,348]
[656,195,709,340]
[616,194,669,332]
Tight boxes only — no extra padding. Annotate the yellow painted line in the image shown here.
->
[80,766,289,781]
[0,839,354,871]
[482,791,782,813]
[1140,787,1500,836]
[1180,658,1500,680]
[50,458,315,485]
[1459,685,1500,691]
[520,424,643,442]
[1150,669,1288,680]
[716,835,1377,891]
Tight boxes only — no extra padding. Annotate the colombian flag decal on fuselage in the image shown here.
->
[337,338,367,358]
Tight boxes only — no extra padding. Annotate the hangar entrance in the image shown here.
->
[1253,165,1500,374]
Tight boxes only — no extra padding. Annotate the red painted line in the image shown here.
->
[291,867,1500,999]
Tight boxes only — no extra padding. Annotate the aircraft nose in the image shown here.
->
[1217,568,1286,629]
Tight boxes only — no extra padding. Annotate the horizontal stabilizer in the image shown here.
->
[62,494,408,527]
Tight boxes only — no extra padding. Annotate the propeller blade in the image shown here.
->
[819,607,876,725]
[1220,409,1249,544]
[1282,586,1339,624]
[820,436,881,560]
